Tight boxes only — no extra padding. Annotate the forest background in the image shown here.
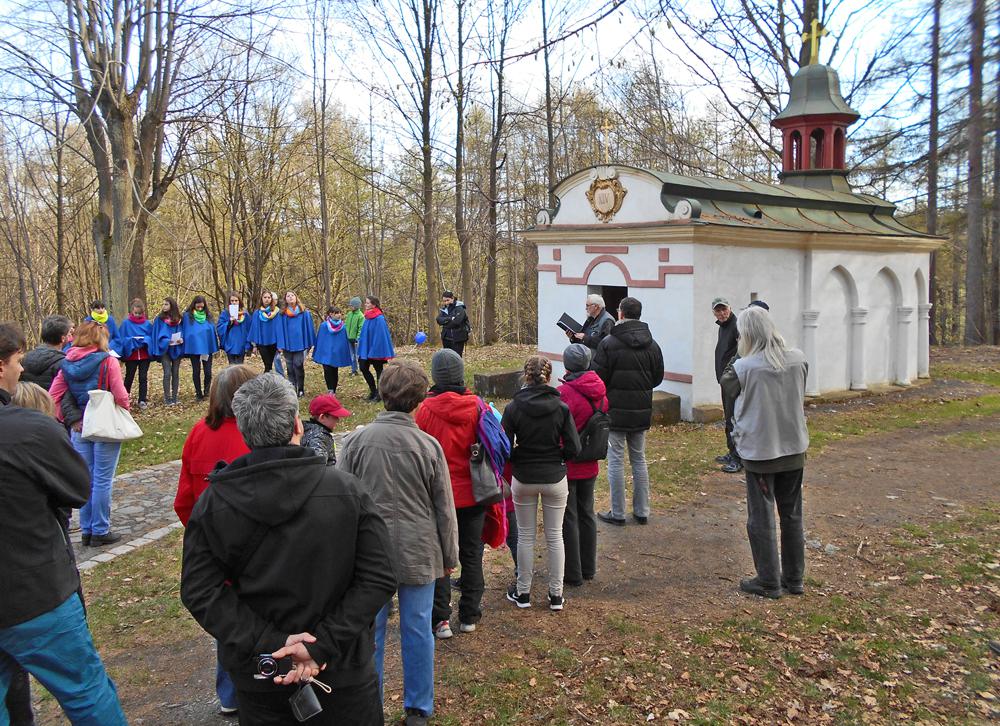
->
[0,0,994,347]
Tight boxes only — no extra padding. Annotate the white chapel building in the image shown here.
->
[524,61,941,421]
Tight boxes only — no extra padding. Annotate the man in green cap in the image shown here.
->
[713,297,741,473]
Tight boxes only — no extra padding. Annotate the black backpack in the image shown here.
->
[573,398,610,462]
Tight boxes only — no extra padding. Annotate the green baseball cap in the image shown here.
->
[711,297,730,309]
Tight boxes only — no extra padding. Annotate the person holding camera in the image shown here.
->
[180,373,397,725]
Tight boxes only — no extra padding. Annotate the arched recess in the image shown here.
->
[915,268,927,306]
[791,131,803,170]
[815,265,857,392]
[810,128,825,169]
[833,128,845,168]
[865,267,902,385]
[915,268,929,378]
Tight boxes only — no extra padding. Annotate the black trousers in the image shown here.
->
[123,359,150,403]
[258,344,278,373]
[227,353,246,365]
[322,365,340,393]
[433,504,486,625]
[745,468,805,590]
[443,339,466,358]
[563,476,598,583]
[6,666,34,725]
[235,676,383,726]
[359,359,385,395]
[188,355,213,398]
[721,384,738,459]
[283,350,306,395]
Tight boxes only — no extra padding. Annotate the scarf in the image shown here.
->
[325,318,344,333]
[284,305,302,318]
[128,314,147,325]
[258,306,279,321]
[364,308,383,320]
[161,314,180,326]
[192,309,207,324]
[91,310,109,325]
[232,311,245,324]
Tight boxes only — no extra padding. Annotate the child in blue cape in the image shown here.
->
[182,295,219,400]
[116,298,154,408]
[357,295,395,401]
[247,290,281,374]
[275,291,315,398]
[217,291,252,365]
[313,306,353,394]
[85,300,118,343]
[150,297,185,405]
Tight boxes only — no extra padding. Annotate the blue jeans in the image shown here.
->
[71,430,122,536]
[215,642,237,710]
[374,582,435,717]
[273,353,285,377]
[607,430,649,520]
[348,340,359,373]
[0,594,126,726]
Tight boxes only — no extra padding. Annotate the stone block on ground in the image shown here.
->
[691,404,724,424]
[474,370,522,401]
[651,391,682,426]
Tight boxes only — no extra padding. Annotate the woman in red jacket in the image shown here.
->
[415,348,485,639]
[173,363,256,716]
[557,343,608,586]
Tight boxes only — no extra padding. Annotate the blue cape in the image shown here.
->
[181,313,219,356]
[248,308,279,346]
[217,309,252,356]
[84,313,118,342]
[276,309,316,352]
[357,312,395,360]
[313,319,353,367]
[115,318,153,358]
[150,317,184,359]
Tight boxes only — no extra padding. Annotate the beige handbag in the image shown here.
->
[81,359,143,442]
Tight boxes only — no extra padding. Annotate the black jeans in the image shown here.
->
[257,344,278,372]
[563,476,597,583]
[721,384,738,460]
[235,676,383,726]
[188,355,213,398]
[443,339,466,358]
[322,365,340,393]
[433,504,486,625]
[123,359,150,403]
[227,353,246,365]
[283,350,306,395]
[161,356,181,403]
[6,666,34,725]
[359,359,385,396]
[745,468,805,590]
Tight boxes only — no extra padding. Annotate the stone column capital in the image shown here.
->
[802,309,820,327]
[897,306,915,322]
[918,303,933,319]
[851,307,868,323]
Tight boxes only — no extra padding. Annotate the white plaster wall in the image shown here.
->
[554,169,672,225]
[813,268,853,392]
[865,270,898,384]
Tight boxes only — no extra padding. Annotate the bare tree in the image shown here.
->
[965,0,986,344]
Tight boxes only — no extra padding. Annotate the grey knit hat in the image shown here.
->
[563,343,592,373]
[431,348,465,388]
[348,296,362,309]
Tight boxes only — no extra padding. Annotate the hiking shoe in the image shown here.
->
[714,453,732,464]
[722,460,744,473]
[458,621,476,633]
[781,580,804,596]
[506,584,531,608]
[404,708,429,726]
[597,511,626,526]
[548,593,564,611]
[90,531,122,546]
[433,620,453,639]
[739,577,782,599]
[632,514,648,525]
[219,705,238,716]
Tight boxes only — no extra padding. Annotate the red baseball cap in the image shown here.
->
[308,393,351,419]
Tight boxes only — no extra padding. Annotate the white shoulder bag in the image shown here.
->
[81,358,143,442]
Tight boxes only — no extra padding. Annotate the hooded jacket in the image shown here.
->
[20,345,66,390]
[49,346,131,424]
[501,384,581,484]
[557,371,608,480]
[415,390,481,508]
[593,320,665,433]
[180,446,397,692]
[436,301,470,344]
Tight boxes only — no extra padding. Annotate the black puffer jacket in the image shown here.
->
[301,419,336,464]
[714,315,738,382]
[501,384,580,484]
[593,320,665,433]
[20,345,66,390]
[436,302,470,344]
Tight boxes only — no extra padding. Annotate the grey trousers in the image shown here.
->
[607,430,650,519]
[745,468,805,589]
[512,477,568,597]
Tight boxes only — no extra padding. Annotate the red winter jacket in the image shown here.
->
[557,371,608,480]
[415,390,481,509]
[174,417,250,526]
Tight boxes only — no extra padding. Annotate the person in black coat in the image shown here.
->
[593,297,664,526]
[181,373,397,725]
[436,291,470,357]
[19,315,72,390]
[712,297,742,474]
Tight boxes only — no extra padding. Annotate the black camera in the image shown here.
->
[254,654,293,680]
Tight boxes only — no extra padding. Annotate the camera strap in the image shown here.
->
[227,522,270,582]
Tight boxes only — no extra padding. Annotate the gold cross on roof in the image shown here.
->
[600,116,614,164]
[801,18,829,65]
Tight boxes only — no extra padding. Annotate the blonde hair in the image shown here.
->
[13,381,56,418]
[737,306,788,370]
[73,321,110,351]
[522,355,552,386]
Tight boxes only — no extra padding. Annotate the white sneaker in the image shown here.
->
[458,621,476,633]
[433,620,453,639]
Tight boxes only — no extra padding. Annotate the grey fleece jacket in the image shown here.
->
[732,349,809,462]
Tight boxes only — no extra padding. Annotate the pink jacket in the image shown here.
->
[557,371,608,480]
[50,346,131,422]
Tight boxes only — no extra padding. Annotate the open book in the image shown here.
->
[557,313,583,335]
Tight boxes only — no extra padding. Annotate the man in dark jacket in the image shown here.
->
[20,315,72,390]
[593,298,664,526]
[181,373,397,725]
[567,294,615,351]
[436,291,470,357]
[712,297,742,473]
[0,322,127,725]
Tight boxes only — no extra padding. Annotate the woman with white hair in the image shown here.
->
[731,306,809,600]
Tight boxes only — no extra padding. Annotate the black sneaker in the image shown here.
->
[739,577,782,599]
[714,453,731,464]
[404,708,429,726]
[506,584,530,608]
[81,533,91,547]
[722,459,744,473]
[597,511,626,526]
[781,580,804,595]
[632,514,648,525]
[91,531,123,547]
[548,592,564,611]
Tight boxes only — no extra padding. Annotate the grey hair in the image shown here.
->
[586,294,605,309]
[231,373,299,448]
[737,306,788,370]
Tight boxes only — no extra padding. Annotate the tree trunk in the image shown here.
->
[421,0,440,343]
[927,0,940,345]
[965,0,986,344]
[542,0,556,209]
[454,0,474,334]
[991,49,1000,343]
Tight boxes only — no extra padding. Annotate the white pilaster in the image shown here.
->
[850,307,867,390]
[918,303,932,378]
[802,309,820,396]
[896,306,914,386]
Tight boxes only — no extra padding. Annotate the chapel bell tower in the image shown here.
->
[771,21,860,193]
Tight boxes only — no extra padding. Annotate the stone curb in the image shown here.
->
[78,521,184,573]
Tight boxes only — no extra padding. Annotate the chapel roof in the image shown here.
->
[772,64,859,123]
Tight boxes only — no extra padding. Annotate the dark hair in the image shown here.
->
[89,300,106,311]
[365,295,380,309]
[0,322,26,362]
[130,298,146,316]
[327,306,341,316]
[522,355,552,386]
[205,365,258,430]
[379,359,428,412]
[619,296,642,320]
[73,321,110,351]
[40,315,72,345]
[161,297,181,324]
[187,295,213,321]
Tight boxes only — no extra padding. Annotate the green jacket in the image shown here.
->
[345,309,364,341]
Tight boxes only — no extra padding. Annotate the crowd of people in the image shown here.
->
[0,289,810,725]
